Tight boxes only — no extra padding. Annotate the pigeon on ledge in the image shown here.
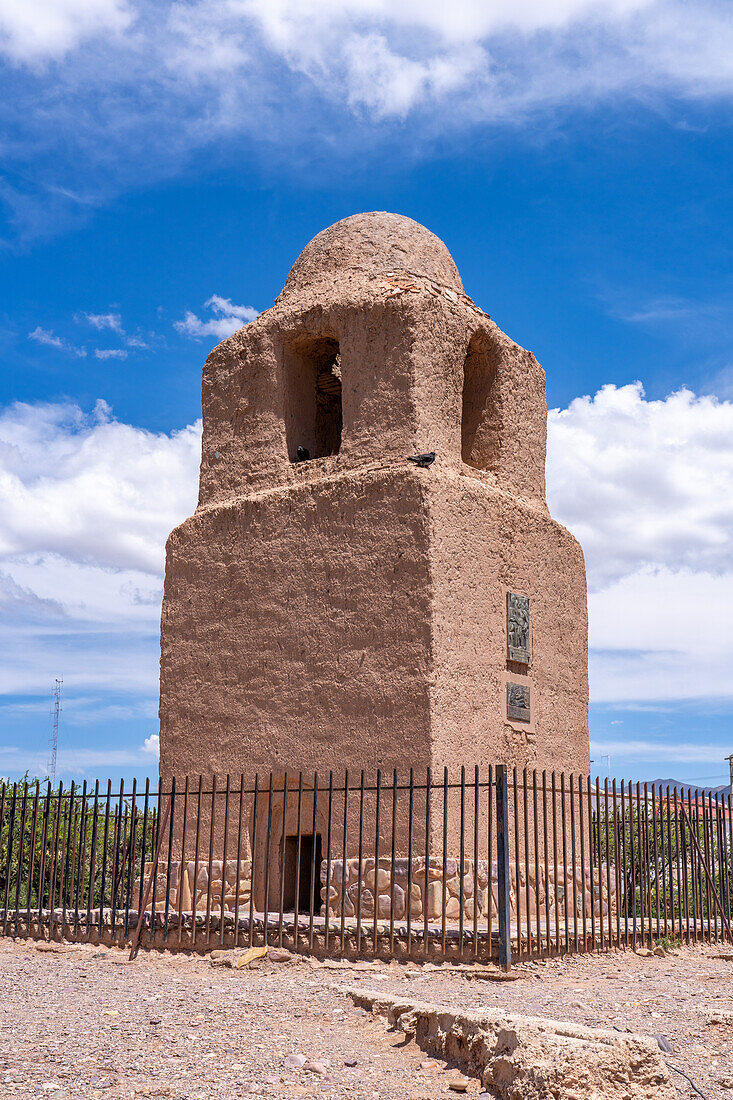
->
[407,452,436,468]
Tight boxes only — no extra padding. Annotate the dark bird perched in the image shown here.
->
[407,451,436,468]
[296,446,310,462]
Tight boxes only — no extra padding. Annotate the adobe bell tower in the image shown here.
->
[158,212,590,784]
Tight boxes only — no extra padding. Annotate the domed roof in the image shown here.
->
[281,212,463,297]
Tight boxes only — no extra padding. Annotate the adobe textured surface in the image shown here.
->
[159,212,589,790]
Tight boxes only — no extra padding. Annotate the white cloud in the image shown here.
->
[1,380,732,716]
[28,326,86,357]
[84,311,124,333]
[0,399,200,706]
[547,382,733,588]
[0,399,200,573]
[547,382,733,702]
[142,732,159,758]
[2,2,733,238]
[94,348,128,359]
[0,0,133,63]
[0,740,159,779]
[175,295,259,341]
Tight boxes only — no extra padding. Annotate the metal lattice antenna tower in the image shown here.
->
[49,678,62,784]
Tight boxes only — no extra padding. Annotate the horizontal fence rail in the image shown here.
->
[0,768,731,965]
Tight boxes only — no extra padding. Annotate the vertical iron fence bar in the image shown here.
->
[13,781,29,938]
[629,780,638,949]
[701,791,712,940]
[0,785,6,922]
[542,772,551,955]
[406,769,414,958]
[458,766,465,959]
[148,787,161,949]
[716,793,725,940]
[441,768,448,957]
[532,770,540,956]
[340,771,349,957]
[48,784,64,942]
[523,769,532,958]
[75,782,89,938]
[109,780,124,940]
[713,793,723,940]
[688,788,698,941]
[643,783,653,943]
[595,778,603,952]
[562,773,570,954]
[577,774,587,953]
[248,775,259,950]
[60,782,76,941]
[658,786,666,935]
[355,772,364,956]
[487,766,494,952]
[587,776,597,951]
[294,773,304,954]
[219,775,230,948]
[124,780,137,941]
[205,775,217,946]
[191,776,203,949]
[247,775,259,950]
[665,785,674,939]
[675,788,687,943]
[308,773,319,954]
[424,768,431,960]
[389,770,397,957]
[86,781,100,937]
[720,792,730,939]
[496,765,511,971]
[26,781,41,937]
[372,770,381,957]
[651,784,660,938]
[324,772,333,955]
[118,802,130,938]
[618,781,627,944]
[177,777,189,946]
[512,767,521,960]
[163,776,176,944]
[68,783,83,938]
[38,783,52,935]
[604,779,612,948]
[233,774,244,950]
[2,783,18,936]
[721,796,726,941]
[277,774,289,948]
[474,766,481,959]
[97,780,112,938]
[638,782,647,946]
[612,780,620,949]
[552,772,560,953]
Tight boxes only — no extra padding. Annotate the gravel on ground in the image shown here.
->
[0,937,731,1098]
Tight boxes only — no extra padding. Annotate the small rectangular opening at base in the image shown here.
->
[282,833,323,912]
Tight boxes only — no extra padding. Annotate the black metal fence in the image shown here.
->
[0,767,731,965]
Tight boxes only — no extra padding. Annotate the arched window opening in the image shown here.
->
[461,333,500,472]
[284,336,342,461]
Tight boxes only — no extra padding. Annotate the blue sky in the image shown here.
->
[1,0,732,787]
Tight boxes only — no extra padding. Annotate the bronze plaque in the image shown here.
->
[507,592,530,664]
[507,682,531,722]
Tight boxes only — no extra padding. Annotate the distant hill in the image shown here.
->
[641,778,731,799]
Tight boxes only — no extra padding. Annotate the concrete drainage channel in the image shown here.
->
[348,988,675,1099]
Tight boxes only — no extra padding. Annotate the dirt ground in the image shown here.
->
[0,937,731,1099]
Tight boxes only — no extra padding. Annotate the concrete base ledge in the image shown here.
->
[348,989,674,1099]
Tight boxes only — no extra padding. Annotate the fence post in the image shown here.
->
[496,765,512,971]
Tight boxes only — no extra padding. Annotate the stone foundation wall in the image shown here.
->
[136,859,252,913]
[324,858,616,922]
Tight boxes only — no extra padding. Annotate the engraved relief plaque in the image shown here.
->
[507,682,531,723]
[507,592,530,664]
